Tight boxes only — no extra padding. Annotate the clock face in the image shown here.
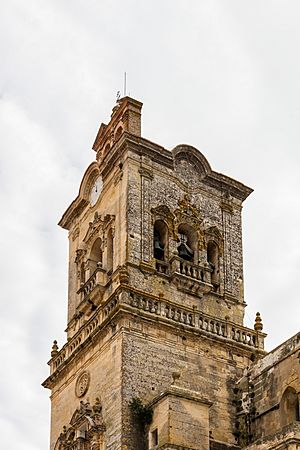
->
[90,176,103,206]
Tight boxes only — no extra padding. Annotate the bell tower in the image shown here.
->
[43,97,266,450]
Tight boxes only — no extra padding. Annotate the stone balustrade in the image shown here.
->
[170,256,212,284]
[125,289,263,350]
[78,268,106,302]
[50,294,119,374]
[49,288,264,376]
[155,260,169,275]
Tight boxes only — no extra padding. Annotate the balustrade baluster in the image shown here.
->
[138,297,143,309]
[198,316,203,329]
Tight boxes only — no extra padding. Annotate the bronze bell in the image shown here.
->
[177,242,194,261]
[154,234,165,260]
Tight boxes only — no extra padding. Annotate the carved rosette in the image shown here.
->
[75,371,90,398]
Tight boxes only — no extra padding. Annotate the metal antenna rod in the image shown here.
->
[124,72,127,97]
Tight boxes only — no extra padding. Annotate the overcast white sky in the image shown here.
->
[1,1,300,449]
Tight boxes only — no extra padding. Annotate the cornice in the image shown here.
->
[205,171,253,202]
[58,132,252,230]
[43,286,266,390]
[102,134,252,201]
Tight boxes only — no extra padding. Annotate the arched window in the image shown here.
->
[107,228,114,273]
[104,142,110,156]
[280,387,299,427]
[177,224,197,263]
[89,238,103,273]
[153,220,168,261]
[115,126,123,141]
[207,241,220,286]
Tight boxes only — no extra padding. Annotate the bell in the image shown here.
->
[177,242,194,261]
[154,235,165,260]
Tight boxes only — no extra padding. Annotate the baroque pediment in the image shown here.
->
[55,399,105,450]
[174,195,203,229]
[83,212,115,245]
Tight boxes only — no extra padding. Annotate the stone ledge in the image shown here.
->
[148,385,213,409]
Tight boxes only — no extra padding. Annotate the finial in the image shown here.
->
[93,397,102,414]
[254,312,263,331]
[51,340,59,357]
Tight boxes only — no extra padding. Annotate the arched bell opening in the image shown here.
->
[177,224,197,263]
[280,386,299,428]
[207,241,220,286]
[89,238,103,274]
[153,220,168,261]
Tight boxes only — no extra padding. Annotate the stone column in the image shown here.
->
[221,202,234,295]
[139,160,153,265]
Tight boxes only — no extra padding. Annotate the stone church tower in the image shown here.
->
[44,97,299,450]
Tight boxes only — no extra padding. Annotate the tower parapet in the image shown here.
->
[92,96,142,164]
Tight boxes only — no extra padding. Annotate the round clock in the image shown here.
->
[90,176,103,206]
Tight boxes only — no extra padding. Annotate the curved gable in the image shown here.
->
[172,144,212,177]
[59,162,100,230]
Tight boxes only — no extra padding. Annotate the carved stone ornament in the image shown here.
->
[74,248,87,264]
[83,212,104,245]
[83,212,115,246]
[174,195,203,231]
[75,371,90,398]
[55,398,106,450]
[71,227,80,242]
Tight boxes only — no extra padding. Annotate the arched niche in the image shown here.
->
[280,386,299,428]
[114,125,123,141]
